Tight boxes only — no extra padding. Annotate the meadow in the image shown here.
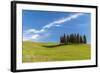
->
[22,41,91,63]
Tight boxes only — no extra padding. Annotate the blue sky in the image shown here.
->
[22,10,91,43]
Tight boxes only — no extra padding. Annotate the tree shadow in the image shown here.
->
[42,44,66,48]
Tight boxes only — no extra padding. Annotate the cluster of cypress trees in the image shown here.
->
[60,33,87,44]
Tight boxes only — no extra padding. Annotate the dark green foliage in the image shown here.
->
[60,33,87,44]
[83,35,87,44]
[67,35,69,44]
[76,33,80,43]
[80,36,83,43]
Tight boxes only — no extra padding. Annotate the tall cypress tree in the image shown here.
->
[60,36,62,44]
[70,34,73,43]
[83,35,87,44]
[76,33,80,44]
[74,34,77,44]
[67,35,69,44]
[80,35,83,43]
[69,34,71,43]
[63,34,66,44]
[61,36,64,44]
[71,34,74,43]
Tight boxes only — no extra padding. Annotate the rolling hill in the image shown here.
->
[22,41,91,63]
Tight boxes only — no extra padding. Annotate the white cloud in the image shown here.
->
[43,13,83,29]
[31,34,40,39]
[23,34,40,41]
[54,25,62,27]
[26,29,45,34]
[23,36,31,41]
[23,38,30,41]
[23,13,84,41]
[23,33,50,42]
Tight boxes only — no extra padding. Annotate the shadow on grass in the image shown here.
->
[42,44,66,48]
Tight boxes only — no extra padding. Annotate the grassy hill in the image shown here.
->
[22,41,91,63]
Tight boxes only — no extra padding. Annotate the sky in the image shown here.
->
[22,10,91,43]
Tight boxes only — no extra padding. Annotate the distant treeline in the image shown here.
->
[60,33,87,44]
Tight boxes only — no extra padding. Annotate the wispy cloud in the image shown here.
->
[26,29,45,34]
[23,13,84,41]
[31,34,40,39]
[43,13,83,29]
[23,33,49,42]
[23,34,40,41]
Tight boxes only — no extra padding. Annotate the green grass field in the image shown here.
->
[22,41,91,63]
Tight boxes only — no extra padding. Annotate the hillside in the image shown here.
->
[22,41,91,63]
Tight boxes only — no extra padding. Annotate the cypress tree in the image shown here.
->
[69,34,71,43]
[67,35,69,44]
[61,36,64,44]
[70,34,73,43]
[60,36,62,44]
[65,35,68,44]
[76,33,80,44]
[83,35,87,44]
[74,34,77,44]
[80,35,83,43]
[63,34,66,44]
[71,34,74,43]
